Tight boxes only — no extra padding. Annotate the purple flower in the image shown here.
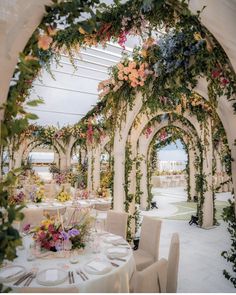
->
[60,231,69,240]
[23,223,30,232]
[68,229,80,237]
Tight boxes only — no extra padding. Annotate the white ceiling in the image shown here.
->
[27,36,141,127]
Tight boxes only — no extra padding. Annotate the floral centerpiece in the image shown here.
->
[56,188,71,202]
[30,187,45,203]
[9,191,25,205]
[96,187,108,198]
[80,189,89,199]
[29,212,92,252]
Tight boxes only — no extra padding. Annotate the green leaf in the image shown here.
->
[26,99,44,107]
[25,113,39,120]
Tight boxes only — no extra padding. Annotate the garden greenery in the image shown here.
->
[0,1,235,287]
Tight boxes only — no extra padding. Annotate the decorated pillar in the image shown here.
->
[189,148,197,200]
[201,121,214,228]
[113,92,143,211]
[87,147,93,192]
[93,146,101,191]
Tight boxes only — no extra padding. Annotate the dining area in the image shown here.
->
[0,205,180,293]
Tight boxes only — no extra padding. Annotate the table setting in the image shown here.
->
[1,212,135,293]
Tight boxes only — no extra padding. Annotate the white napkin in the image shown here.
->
[87,261,107,272]
[107,247,127,254]
[45,269,58,282]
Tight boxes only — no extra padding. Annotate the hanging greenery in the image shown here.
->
[1,0,236,270]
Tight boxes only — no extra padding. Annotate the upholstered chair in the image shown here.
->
[131,258,168,293]
[133,216,162,271]
[19,208,45,231]
[106,210,128,239]
[166,232,180,293]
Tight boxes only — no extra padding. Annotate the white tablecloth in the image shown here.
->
[4,233,135,293]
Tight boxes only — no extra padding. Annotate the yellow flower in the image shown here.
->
[79,27,86,34]
[194,32,202,41]
[140,49,147,58]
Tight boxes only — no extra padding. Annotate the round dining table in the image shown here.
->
[2,232,135,293]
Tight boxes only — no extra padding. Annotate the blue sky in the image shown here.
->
[158,140,187,162]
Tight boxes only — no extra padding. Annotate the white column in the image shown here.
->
[189,148,196,200]
[202,121,214,228]
[93,147,101,191]
[87,148,93,192]
[113,92,143,212]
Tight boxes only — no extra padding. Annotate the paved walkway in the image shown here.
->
[140,187,235,292]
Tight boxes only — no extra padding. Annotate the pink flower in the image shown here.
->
[220,77,229,86]
[145,127,152,138]
[23,223,30,232]
[211,69,221,79]
[118,31,128,49]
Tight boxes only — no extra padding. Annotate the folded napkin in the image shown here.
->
[87,261,107,272]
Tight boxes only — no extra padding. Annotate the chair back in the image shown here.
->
[133,258,168,293]
[20,208,44,231]
[106,210,128,239]
[139,217,162,261]
[166,233,180,293]
[94,203,111,211]
[43,207,66,218]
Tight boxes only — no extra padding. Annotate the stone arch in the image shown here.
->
[137,119,201,210]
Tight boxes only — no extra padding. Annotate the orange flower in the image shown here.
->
[117,63,124,70]
[38,34,53,50]
[123,67,130,75]
[47,26,57,36]
[79,27,86,34]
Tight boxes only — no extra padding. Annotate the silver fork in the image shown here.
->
[24,271,37,287]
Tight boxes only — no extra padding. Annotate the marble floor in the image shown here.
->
[140,187,235,292]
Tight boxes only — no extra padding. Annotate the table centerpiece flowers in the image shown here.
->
[56,188,71,202]
[30,186,46,203]
[96,187,108,198]
[9,191,26,205]
[29,211,93,252]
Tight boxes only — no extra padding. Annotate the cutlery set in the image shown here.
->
[14,272,33,286]
[68,271,75,284]
[76,269,89,281]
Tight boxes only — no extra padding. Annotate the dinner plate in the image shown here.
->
[103,235,123,244]
[36,268,68,286]
[105,247,128,258]
[84,259,112,275]
[0,265,26,283]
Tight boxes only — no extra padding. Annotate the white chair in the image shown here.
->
[166,233,180,293]
[133,217,162,271]
[131,258,168,293]
[106,210,128,239]
[19,208,45,231]
[94,203,111,231]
